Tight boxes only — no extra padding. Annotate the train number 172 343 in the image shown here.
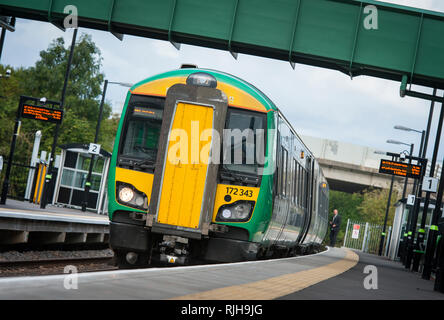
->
[226,187,253,197]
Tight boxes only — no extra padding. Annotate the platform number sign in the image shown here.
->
[407,194,415,206]
[88,143,101,155]
[422,177,438,193]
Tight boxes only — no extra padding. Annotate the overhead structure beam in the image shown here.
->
[1,0,444,88]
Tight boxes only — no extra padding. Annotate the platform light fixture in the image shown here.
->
[394,125,422,134]
[386,139,412,146]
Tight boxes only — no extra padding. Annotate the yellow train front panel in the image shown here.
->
[212,184,260,223]
[157,102,214,229]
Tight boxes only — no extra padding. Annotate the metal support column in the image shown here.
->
[414,94,444,272]
[405,155,428,269]
[422,155,444,280]
[379,173,394,256]
[0,97,23,204]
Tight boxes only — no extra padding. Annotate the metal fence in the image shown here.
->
[0,162,37,201]
[343,219,392,256]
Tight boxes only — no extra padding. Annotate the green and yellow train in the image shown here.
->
[108,67,329,268]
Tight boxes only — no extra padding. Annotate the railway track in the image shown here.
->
[0,256,116,277]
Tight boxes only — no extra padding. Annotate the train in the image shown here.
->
[108,67,329,268]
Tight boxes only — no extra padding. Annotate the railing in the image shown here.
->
[343,219,392,256]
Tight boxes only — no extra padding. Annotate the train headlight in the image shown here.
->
[119,187,134,203]
[222,209,232,219]
[186,72,217,88]
[216,201,255,222]
[135,195,145,207]
[233,203,251,220]
[117,182,148,210]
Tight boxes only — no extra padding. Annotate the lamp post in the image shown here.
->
[379,140,414,257]
[394,126,426,195]
[376,146,406,256]
[81,80,133,212]
[387,139,414,200]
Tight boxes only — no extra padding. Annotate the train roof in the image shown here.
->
[129,68,317,165]
[130,68,278,113]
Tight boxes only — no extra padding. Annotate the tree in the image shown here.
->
[0,34,119,198]
[357,188,399,226]
[0,33,118,161]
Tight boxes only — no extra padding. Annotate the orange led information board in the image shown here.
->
[379,159,422,179]
[20,104,63,124]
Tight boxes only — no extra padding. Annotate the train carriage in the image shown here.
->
[108,67,328,267]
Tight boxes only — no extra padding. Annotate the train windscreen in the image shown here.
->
[222,108,266,177]
[119,95,165,169]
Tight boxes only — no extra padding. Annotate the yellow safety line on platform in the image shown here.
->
[171,248,359,300]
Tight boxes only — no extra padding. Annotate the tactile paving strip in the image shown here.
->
[172,248,359,300]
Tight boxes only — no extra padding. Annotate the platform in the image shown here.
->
[0,246,442,300]
[0,199,109,245]
[0,246,352,299]
[281,249,444,300]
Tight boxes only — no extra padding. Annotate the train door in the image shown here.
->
[299,156,314,244]
[274,116,292,247]
[148,79,228,239]
[264,114,290,249]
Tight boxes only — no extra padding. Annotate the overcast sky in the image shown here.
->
[1,0,444,160]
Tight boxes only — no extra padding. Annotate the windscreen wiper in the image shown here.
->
[134,158,156,168]
[220,170,258,185]
[119,158,155,169]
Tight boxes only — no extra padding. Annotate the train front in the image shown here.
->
[108,70,273,267]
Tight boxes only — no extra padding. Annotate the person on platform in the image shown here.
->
[329,209,341,247]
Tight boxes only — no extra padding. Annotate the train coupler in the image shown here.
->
[158,235,190,265]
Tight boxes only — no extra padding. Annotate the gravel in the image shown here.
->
[0,249,114,263]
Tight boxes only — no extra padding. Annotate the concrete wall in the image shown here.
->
[300,135,435,193]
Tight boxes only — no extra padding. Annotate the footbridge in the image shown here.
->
[1,0,444,91]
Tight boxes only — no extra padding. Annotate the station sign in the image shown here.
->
[422,177,438,193]
[20,104,63,124]
[88,143,101,155]
[378,159,422,179]
[352,224,360,239]
[407,194,415,206]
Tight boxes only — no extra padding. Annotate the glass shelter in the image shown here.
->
[52,143,111,214]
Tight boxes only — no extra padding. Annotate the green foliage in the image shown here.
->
[0,33,119,163]
[357,188,398,226]
[327,190,363,245]
[0,34,119,199]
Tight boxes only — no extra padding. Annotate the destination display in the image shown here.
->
[379,159,422,179]
[20,104,63,124]
[133,106,163,120]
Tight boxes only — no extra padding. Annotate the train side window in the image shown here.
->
[292,159,297,204]
[304,170,309,208]
[313,178,318,209]
[281,148,288,197]
[301,168,307,208]
[297,164,301,207]
[298,165,304,207]
[276,132,281,195]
